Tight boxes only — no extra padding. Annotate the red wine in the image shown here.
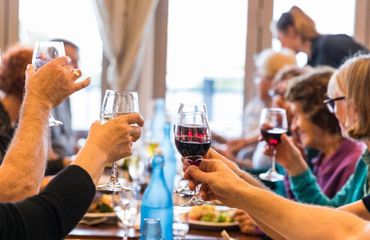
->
[261,128,287,146]
[174,125,211,165]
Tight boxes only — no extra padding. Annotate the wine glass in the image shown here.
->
[32,41,66,127]
[258,108,288,182]
[96,90,139,192]
[178,103,207,114]
[174,111,212,206]
[112,189,139,240]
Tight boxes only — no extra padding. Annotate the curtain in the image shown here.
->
[0,0,19,51]
[93,0,159,91]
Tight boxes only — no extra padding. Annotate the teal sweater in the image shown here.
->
[290,149,369,207]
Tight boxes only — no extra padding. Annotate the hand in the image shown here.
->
[234,210,259,235]
[263,134,308,176]
[25,57,90,108]
[83,113,144,164]
[182,148,242,177]
[184,159,247,207]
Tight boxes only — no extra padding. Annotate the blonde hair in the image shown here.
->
[254,48,297,78]
[337,55,370,139]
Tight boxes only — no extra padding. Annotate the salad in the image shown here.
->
[186,206,235,223]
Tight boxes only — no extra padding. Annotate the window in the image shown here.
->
[272,0,356,66]
[166,0,247,138]
[19,0,102,130]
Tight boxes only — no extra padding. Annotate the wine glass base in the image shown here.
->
[174,187,195,196]
[259,170,284,182]
[180,195,213,207]
[48,119,63,127]
[96,184,131,193]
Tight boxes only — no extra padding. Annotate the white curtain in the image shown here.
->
[93,0,159,91]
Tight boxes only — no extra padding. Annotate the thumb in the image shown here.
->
[184,165,210,184]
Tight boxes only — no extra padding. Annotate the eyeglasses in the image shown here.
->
[323,96,346,113]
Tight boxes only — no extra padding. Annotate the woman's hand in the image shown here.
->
[264,134,308,176]
[184,159,247,208]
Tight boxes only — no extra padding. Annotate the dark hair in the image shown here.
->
[50,38,79,50]
[276,12,294,33]
[286,67,341,135]
[0,45,33,99]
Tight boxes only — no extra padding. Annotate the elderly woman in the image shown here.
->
[276,6,368,68]
[235,67,364,234]
[184,54,370,240]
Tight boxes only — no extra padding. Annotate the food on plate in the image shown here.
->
[186,206,235,223]
[88,194,114,213]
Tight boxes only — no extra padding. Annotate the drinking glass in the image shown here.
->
[96,90,139,192]
[32,41,66,127]
[258,108,288,182]
[112,189,139,240]
[141,218,163,240]
[174,111,212,206]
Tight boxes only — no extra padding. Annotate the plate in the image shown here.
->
[179,206,239,230]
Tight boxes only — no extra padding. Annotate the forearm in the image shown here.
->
[0,96,50,201]
[237,185,367,240]
[340,198,370,221]
[72,143,107,184]
[251,217,286,240]
[238,170,269,190]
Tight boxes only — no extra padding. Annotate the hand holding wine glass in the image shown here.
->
[174,111,212,206]
[97,90,140,192]
[258,108,288,182]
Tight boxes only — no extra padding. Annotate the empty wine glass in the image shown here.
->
[96,90,139,192]
[112,189,139,240]
[258,108,288,182]
[32,41,66,127]
[174,111,212,206]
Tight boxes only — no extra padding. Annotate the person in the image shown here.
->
[0,44,70,177]
[223,48,296,170]
[285,67,363,198]
[184,54,370,239]
[0,56,144,239]
[276,6,368,68]
[50,39,80,158]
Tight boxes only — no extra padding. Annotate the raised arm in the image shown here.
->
[185,160,370,240]
[0,113,144,239]
[0,57,90,201]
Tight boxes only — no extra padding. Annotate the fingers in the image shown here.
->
[71,77,91,92]
[117,113,144,127]
[48,56,71,67]
[184,165,210,185]
[129,125,142,142]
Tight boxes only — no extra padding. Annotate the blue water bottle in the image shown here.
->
[141,149,173,240]
[162,120,177,191]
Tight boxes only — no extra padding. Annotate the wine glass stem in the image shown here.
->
[110,162,119,184]
[271,147,277,172]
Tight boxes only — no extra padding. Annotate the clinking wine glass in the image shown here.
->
[32,41,66,127]
[96,90,139,192]
[259,108,288,182]
[174,111,212,206]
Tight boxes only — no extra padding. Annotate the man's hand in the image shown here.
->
[25,57,90,108]
[234,210,259,235]
[83,113,144,164]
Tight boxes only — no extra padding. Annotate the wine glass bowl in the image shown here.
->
[258,108,288,182]
[32,41,66,127]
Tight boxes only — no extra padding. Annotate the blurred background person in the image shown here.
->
[49,39,80,160]
[276,6,368,68]
[222,48,296,171]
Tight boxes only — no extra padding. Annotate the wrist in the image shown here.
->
[287,157,308,176]
[23,93,53,110]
